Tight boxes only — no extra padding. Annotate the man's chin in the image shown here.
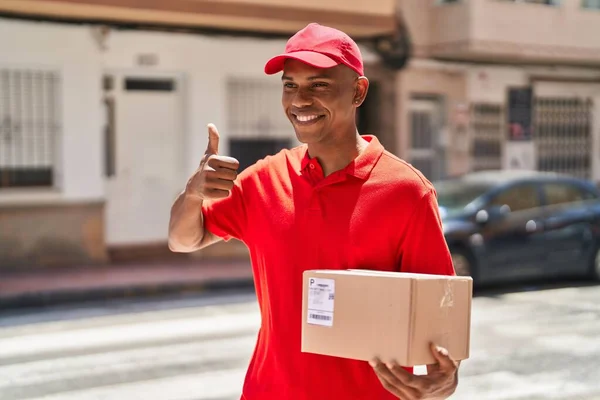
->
[294,129,318,145]
[292,123,326,144]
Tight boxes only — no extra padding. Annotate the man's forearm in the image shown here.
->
[168,192,207,252]
[169,123,235,252]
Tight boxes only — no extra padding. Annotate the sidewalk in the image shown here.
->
[0,260,254,309]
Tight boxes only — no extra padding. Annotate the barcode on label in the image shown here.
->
[310,314,332,321]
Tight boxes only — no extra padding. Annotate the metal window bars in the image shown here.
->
[534,97,593,179]
[0,69,60,188]
[226,78,291,140]
[470,103,504,172]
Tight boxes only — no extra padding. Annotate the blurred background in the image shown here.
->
[0,0,599,399]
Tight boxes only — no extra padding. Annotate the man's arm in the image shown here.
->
[398,188,455,276]
[168,191,222,252]
[168,123,239,253]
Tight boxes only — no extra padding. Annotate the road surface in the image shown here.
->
[1,283,599,400]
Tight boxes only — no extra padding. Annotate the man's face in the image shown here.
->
[281,59,366,144]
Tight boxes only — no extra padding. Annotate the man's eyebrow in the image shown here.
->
[281,74,334,81]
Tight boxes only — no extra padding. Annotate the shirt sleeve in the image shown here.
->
[201,166,252,243]
[398,188,456,276]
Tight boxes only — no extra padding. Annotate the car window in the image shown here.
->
[488,184,540,212]
[543,183,596,206]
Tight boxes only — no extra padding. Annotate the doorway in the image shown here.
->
[103,72,185,248]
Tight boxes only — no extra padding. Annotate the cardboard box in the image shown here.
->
[301,269,472,367]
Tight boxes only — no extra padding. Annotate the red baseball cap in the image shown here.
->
[264,23,364,76]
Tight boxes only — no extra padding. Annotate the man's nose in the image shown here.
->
[292,88,313,108]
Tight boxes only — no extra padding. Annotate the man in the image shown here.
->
[169,23,460,400]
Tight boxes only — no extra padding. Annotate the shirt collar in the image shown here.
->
[300,150,312,171]
[299,135,384,180]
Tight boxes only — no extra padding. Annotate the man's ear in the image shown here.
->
[353,76,369,106]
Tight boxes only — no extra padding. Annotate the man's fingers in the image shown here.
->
[205,176,235,192]
[213,166,238,181]
[192,132,239,200]
[204,188,229,199]
[426,362,440,375]
[430,343,456,370]
[371,360,420,399]
[387,363,424,388]
[373,371,403,398]
[208,155,240,171]
[206,123,220,156]
[204,163,238,181]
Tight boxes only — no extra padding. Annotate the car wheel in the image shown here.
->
[451,248,474,278]
[591,246,600,281]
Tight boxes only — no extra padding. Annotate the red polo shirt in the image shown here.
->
[202,135,455,400]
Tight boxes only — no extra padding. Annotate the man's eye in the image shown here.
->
[313,83,328,88]
[284,83,296,89]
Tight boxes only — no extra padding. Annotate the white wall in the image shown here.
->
[0,18,104,203]
[467,66,527,104]
[103,30,296,177]
[0,18,379,244]
[468,64,600,104]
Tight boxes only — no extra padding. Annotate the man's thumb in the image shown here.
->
[206,123,220,155]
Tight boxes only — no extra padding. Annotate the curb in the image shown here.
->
[0,277,255,310]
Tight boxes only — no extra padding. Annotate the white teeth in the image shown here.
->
[296,115,319,122]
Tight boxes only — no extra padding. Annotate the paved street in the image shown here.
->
[1,283,600,400]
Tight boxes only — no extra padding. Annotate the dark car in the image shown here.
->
[434,170,600,286]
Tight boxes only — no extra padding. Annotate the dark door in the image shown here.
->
[479,182,546,282]
[541,182,597,277]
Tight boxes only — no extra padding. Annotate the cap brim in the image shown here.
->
[264,51,339,75]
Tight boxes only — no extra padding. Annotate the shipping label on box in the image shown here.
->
[307,277,335,327]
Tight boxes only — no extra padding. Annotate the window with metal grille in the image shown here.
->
[534,97,592,179]
[410,111,434,150]
[0,69,59,188]
[470,104,504,171]
[408,97,445,180]
[227,78,293,170]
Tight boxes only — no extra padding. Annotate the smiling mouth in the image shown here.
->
[292,114,325,125]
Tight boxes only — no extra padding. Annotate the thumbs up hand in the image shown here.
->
[185,124,240,200]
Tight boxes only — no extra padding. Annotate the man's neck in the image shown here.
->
[307,133,369,177]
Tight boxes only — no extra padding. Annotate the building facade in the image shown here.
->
[0,0,399,268]
[395,0,600,182]
[1,0,599,269]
